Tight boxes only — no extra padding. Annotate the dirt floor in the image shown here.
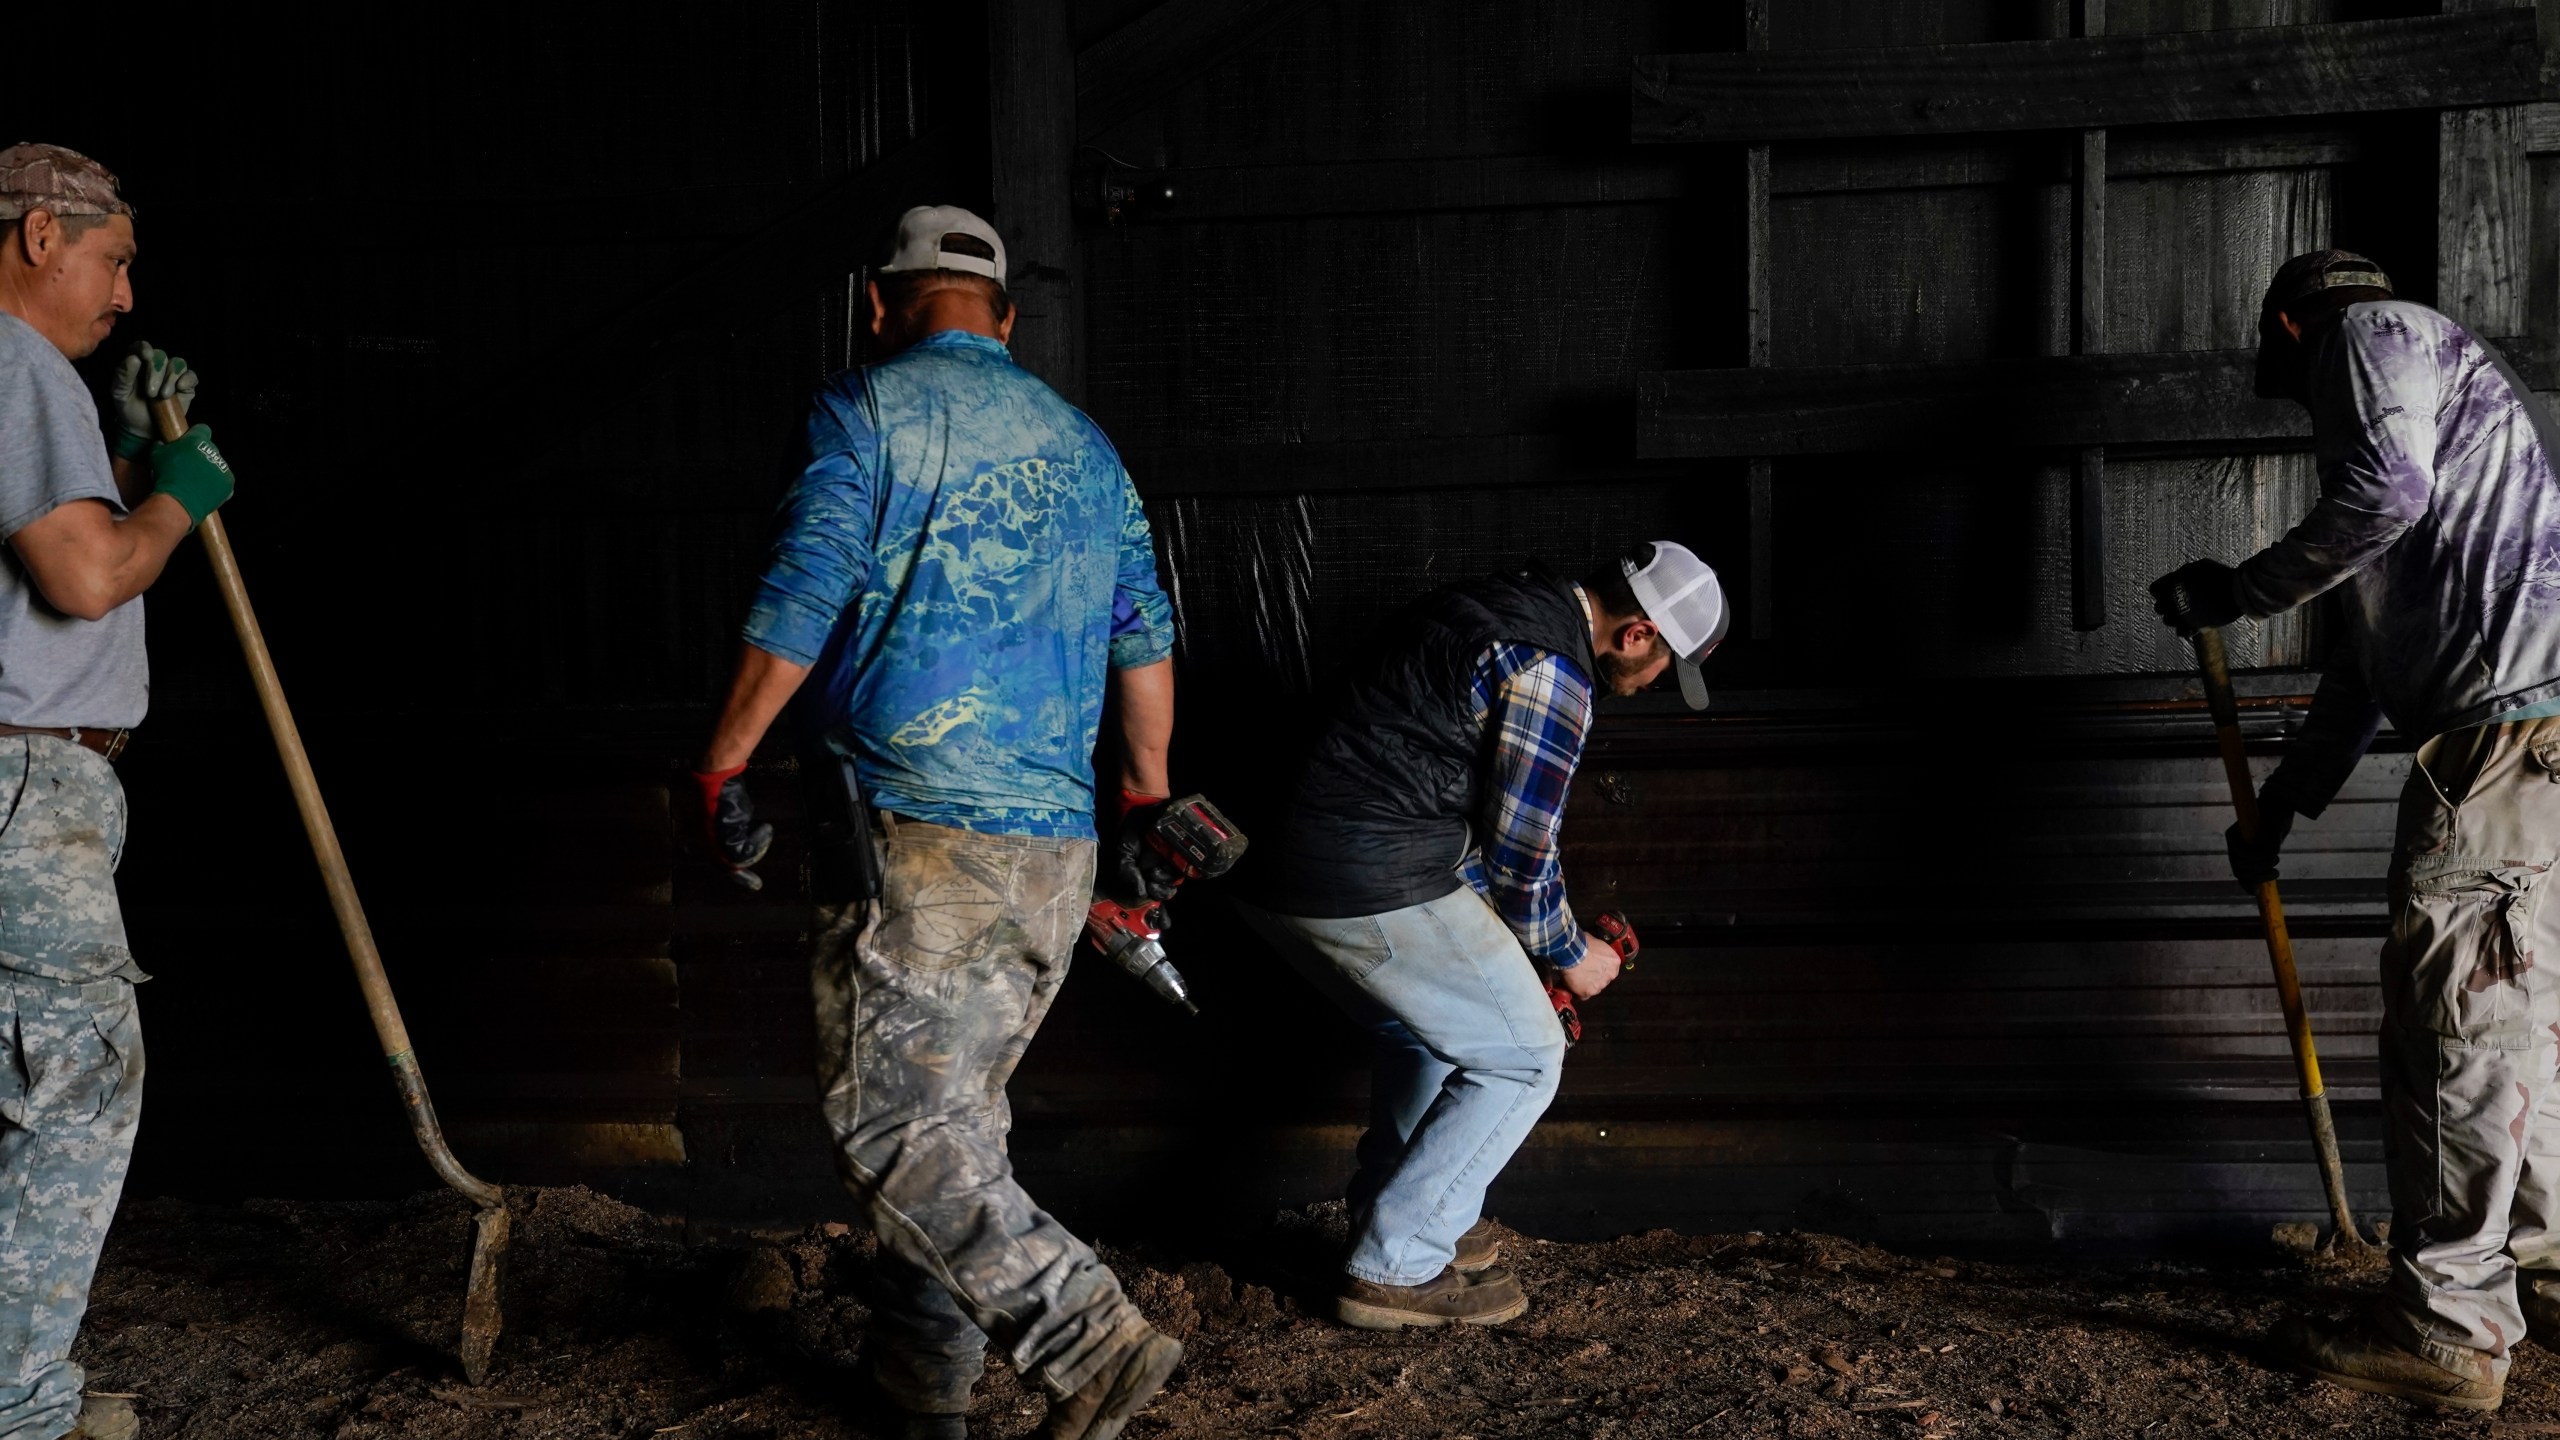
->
[69,1186,2560,1439]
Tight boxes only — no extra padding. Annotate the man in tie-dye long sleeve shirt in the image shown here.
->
[2154,251,2560,1413]
[693,206,1180,1440]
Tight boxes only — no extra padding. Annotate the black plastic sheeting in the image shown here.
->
[1158,480,1736,705]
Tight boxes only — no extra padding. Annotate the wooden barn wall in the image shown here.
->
[14,0,2555,1257]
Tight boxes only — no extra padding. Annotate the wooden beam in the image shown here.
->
[2527,99,2560,153]
[1119,153,1690,222]
[1637,350,2308,458]
[1076,0,1325,142]
[2440,115,2532,342]
[1088,122,2374,227]
[2071,0,2107,632]
[1632,12,2548,144]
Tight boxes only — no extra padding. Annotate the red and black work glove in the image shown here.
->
[691,763,774,889]
[1110,789,1184,902]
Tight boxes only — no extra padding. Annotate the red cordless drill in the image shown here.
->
[1084,795,1249,1015]
[1546,909,1638,1048]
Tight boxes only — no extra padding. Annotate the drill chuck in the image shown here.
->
[1112,934,1200,1016]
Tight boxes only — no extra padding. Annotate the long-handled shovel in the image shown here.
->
[149,399,512,1380]
[2182,620,2374,1254]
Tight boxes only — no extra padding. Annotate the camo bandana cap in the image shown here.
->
[0,144,132,223]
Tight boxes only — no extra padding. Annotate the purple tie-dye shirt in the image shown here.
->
[2244,301,2560,811]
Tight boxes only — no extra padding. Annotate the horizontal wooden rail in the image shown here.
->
[1640,348,2303,457]
[1102,122,2384,224]
[1633,11,2547,144]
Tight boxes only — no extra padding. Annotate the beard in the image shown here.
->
[1596,640,1668,698]
[2253,333,2305,402]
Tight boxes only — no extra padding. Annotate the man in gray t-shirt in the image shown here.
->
[0,143,238,1440]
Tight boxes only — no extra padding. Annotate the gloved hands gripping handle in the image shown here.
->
[107,342,196,461]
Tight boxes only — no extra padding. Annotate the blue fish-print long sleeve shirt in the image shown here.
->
[742,330,1175,838]
[2238,301,2560,812]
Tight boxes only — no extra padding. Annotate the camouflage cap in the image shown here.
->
[2263,248,2391,316]
[0,143,133,223]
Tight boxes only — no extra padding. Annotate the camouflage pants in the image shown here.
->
[811,814,1148,1416]
[0,737,146,1440]
[2374,717,2560,1373]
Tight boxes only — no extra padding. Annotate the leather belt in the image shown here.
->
[0,724,131,762]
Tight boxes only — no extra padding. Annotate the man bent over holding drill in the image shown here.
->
[1241,542,1725,1328]
[693,206,1181,1440]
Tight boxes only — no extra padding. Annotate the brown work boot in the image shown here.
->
[1044,1329,1182,1440]
[1452,1217,1502,1275]
[1337,1265,1528,1330]
[64,1395,139,1440]
[2269,1315,2503,1411]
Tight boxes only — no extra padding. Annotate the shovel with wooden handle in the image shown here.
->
[148,398,513,1381]
[2181,619,2375,1255]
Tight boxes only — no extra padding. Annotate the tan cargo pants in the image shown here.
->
[2377,716,2560,1373]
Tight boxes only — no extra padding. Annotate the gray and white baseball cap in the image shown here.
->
[1623,540,1729,710]
[880,204,1007,285]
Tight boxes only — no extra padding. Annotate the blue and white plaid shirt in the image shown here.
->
[1454,594,1597,968]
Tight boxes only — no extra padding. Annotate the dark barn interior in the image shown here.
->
[16,1,2560,1436]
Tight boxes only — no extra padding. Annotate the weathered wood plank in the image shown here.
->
[1121,153,1690,222]
[2076,131,2107,357]
[1097,125,2373,226]
[2528,99,2560,153]
[1639,349,2305,457]
[1075,0,1326,141]
[2440,104,2533,339]
[1632,12,2548,144]
[1744,0,1774,640]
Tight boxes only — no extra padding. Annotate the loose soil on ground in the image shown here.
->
[73,1186,2547,1438]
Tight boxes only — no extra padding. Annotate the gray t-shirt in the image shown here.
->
[0,312,147,728]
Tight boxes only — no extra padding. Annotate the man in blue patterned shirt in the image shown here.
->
[693,206,1179,1440]
[1243,542,1727,1330]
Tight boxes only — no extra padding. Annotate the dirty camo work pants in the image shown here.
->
[0,737,146,1440]
[2373,716,2560,1375]
[812,814,1151,1416]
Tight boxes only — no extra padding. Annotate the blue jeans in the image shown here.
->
[1241,885,1566,1287]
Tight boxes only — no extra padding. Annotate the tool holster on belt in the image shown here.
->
[801,743,883,907]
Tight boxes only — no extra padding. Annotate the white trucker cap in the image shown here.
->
[880,204,1008,285]
[1623,540,1729,711]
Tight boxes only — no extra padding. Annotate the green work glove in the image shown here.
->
[105,342,197,461]
[149,425,235,530]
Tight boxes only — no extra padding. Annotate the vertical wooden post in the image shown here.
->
[2436,0,2531,343]
[988,0,1085,401]
[1744,0,1775,640]
[2070,0,2109,632]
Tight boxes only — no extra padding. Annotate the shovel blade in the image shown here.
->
[458,1204,513,1384]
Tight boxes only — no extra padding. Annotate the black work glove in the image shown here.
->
[691,764,775,888]
[2226,790,2299,890]
[1111,790,1184,902]
[2150,559,2246,635]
